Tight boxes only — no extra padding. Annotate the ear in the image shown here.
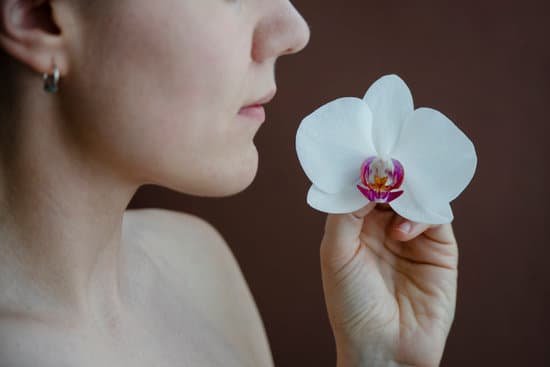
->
[0,0,70,77]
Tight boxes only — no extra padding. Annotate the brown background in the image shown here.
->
[130,1,549,365]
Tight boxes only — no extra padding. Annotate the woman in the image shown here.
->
[0,0,458,366]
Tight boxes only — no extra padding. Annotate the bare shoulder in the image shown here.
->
[123,208,245,288]
[124,208,231,265]
[123,208,274,367]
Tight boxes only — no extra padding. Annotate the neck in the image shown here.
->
[0,92,140,322]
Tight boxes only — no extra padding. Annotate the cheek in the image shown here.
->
[65,1,257,193]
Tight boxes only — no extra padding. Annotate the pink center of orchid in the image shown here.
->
[356,156,405,203]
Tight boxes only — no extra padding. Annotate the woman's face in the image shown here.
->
[60,0,310,196]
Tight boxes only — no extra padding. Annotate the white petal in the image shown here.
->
[391,107,478,206]
[388,107,477,224]
[363,74,414,157]
[306,184,370,214]
[390,191,454,224]
[296,97,377,194]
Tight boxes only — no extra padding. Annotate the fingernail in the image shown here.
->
[397,221,411,233]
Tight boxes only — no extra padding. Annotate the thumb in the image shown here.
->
[320,201,377,271]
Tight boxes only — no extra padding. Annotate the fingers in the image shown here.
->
[390,215,456,244]
[390,217,432,242]
[350,201,378,219]
[320,201,377,270]
[321,202,457,272]
[323,201,376,244]
[376,203,394,212]
[423,222,457,245]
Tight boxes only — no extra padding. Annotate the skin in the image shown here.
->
[0,0,457,366]
[0,0,309,313]
[0,0,309,364]
[321,203,458,367]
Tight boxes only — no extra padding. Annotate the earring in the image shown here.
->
[43,63,60,93]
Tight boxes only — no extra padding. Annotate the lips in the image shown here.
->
[241,89,277,109]
[238,105,266,122]
[238,89,276,123]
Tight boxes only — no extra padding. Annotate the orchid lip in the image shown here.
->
[357,155,405,204]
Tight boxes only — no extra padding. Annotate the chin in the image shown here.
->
[161,145,259,198]
[207,148,259,197]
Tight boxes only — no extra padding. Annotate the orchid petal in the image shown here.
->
[306,183,370,214]
[363,74,414,157]
[390,107,477,224]
[296,97,377,194]
[391,190,454,224]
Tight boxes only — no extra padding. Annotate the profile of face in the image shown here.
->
[0,0,311,197]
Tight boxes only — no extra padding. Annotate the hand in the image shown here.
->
[320,202,458,367]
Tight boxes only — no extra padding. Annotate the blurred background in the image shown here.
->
[130,0,549,365]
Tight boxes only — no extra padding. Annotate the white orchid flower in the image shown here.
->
[295,74,477,224]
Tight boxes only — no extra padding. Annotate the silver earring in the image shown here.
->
[43,63,60,93]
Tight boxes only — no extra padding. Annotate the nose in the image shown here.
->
[252,1,311,62]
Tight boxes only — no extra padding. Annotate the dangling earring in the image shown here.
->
[43,62,60,93]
